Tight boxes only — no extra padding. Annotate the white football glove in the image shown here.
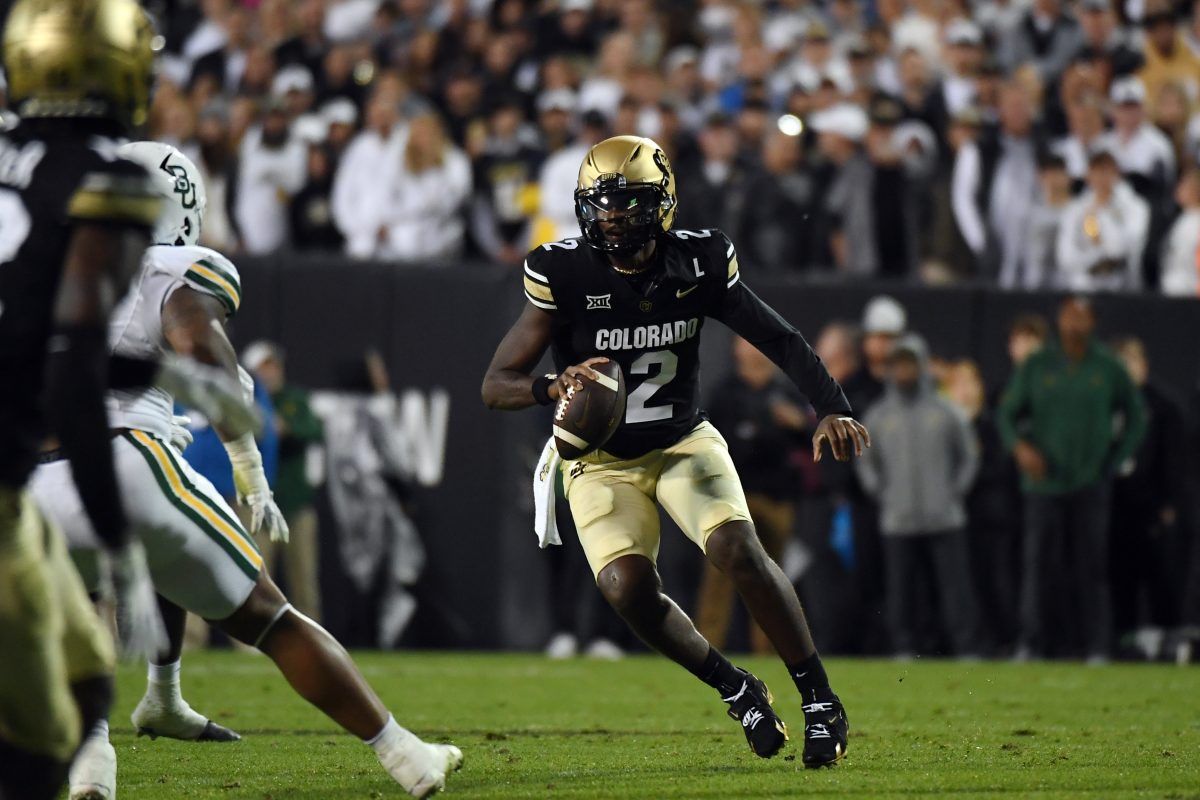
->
[168,415,194,453]
[224,432,289,543]
[156,354,262,438]
[108,539,168,661]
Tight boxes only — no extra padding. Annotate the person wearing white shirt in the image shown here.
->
[578,32,634,119]
[1054,150,1150,291]
[333,108,470,263]
[332,83,409,258]
[1160,168,1200,296]
[374,113,471,262]
[952,85,1041,279]
[536,112,610,244]
[1099,77,1177,192]
[941,20,984,118]
[233,101,307,254]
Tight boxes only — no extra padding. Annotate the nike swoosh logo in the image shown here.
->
[676,285,698,298]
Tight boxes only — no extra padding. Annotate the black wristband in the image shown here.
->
[532,375,555,406]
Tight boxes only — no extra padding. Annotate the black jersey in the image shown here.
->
[0,122,159,487]
[523,228,852,459]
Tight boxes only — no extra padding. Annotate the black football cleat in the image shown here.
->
[801,692,848,768]
[723,670,788,758]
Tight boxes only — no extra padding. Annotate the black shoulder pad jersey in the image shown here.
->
[0,123,159,487]
[523,228,851,459]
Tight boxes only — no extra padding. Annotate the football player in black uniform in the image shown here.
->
[483,135,870,767]
[0,2,171,797]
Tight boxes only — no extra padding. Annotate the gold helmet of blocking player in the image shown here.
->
[575,135,677,256]
[3,0,160,132]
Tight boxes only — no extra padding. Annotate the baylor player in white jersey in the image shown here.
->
[32,143,462,800]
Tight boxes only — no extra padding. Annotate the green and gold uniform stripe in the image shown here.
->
[523,261,556,310]
[184,257,241,315]
[123,430,262,579]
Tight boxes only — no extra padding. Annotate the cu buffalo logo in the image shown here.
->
[158,155,197,209]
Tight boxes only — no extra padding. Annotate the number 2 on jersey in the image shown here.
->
[626,350,678,423]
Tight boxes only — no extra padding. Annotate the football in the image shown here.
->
[553,360,626,460]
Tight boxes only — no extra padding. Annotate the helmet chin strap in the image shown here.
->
[607,237,658,274]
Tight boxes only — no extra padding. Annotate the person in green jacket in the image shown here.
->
[243,342,325,621]
[998,297,1147,663]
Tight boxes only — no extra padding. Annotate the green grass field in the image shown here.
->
[102,651,1199,799]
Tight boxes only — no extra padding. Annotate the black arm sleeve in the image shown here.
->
[45,325,128,549]
[714,282,853,418]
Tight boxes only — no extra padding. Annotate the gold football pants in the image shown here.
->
[0,487,114,762]
[563,422,753,577]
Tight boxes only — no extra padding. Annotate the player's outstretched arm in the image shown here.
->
[715,281,869,461]
[483,303,606,409]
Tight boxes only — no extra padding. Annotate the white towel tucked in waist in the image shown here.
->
[533,437,562,548]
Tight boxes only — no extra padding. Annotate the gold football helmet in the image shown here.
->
[575,135,677,255]
[3,0,160,131]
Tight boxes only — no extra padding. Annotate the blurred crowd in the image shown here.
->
[20,0,1196,292]
[698,294,1200,662]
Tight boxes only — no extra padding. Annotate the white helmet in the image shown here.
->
[116,141,207,247]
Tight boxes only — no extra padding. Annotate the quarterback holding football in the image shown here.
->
[482,135,870,767]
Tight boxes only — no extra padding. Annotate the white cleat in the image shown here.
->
[379,734,464,798]
[69,735,116,800]
[132,695,240,742]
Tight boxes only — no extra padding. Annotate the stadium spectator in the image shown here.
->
[1007,313,1050,372]
[374,111,472,262]
[290,142,345,251]
[941,20,985,119]
[697,337,810,655]
[1101,76,1178,281]
[1138,0,1200,106]
[1075,0,1145,78]
[953,84,1043,280]
[333,76,409,258]
[856,334,982,658]
[997,0,1083,84]
[1110,337,1188,659]
[534,109,609,245]
[1054,149,1150,291]
[183,101,238,253]
[813,103,888,275]
[1054,93,1108,183]
[320,97,360,158]
[1022,154,1073,289]
[1150,81,1194,170]
[189,4,256,93]
[946,359,1023,652]
[243,342,326,623]
[730,127,815,272]
[998,297,1147,662]
[274,0,331,77]
[864,96,919,277]
[674,113,746,234]
[1161,167,1200,296]
[470,97,544,266]
[847,295,907,412]
[233,97,307,254]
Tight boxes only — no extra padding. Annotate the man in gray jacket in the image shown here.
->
[856,335,983,657]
